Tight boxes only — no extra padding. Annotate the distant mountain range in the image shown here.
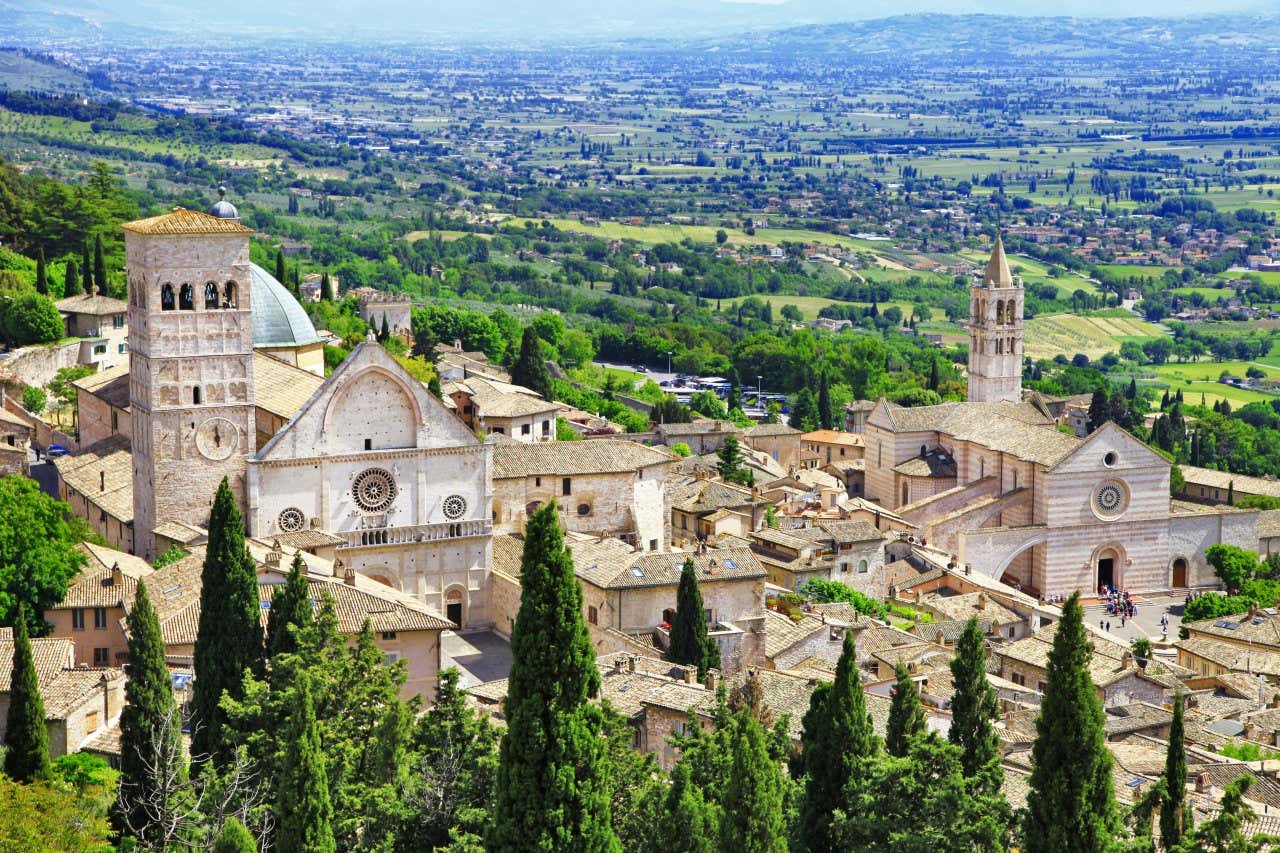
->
[0,1,1275,44]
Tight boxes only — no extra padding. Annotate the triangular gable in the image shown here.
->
[866,398,898,432]
[255,341,479,462]
[1048,420,1168,474]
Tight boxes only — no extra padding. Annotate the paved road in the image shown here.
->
[441,630,512,688]
[1083,593,1185,646]
[29,454,59,499]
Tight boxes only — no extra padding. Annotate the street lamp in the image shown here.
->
[666,351,673,376]
[757,374,763,409]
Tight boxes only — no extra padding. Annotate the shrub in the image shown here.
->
[2,293,63,346]
[1183,593,1254,623]
[21,386,45,414]
[800,578,887,620]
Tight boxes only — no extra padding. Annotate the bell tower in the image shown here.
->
[966,234,1023,404]
[124,202,256,559]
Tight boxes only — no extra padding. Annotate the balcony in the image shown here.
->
[338,519,492,549]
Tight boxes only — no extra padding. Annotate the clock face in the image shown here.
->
[1093,480,1128,518]
[194,417,239,461]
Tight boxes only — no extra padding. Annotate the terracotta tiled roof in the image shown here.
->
[52,543,152,610]
[492,438,673,479]
[763,609,828,660]
[0,636,120,720]
[122,208,252,235]
[743,423,800,438]
[53,436,134,523]
[669,479,754,514]
[55,293,128,317]
[73,364,131,410]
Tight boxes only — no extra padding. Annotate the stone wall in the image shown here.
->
[488,569,522,639]
[0,340,86,389]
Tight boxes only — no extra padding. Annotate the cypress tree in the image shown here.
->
[379,314,391,343]
[1160,693,1189,848]
[35,250,47,296]
[511,326,552,400]
[1023,592,1123,852]
[886,660,926,757]
[817,370,834,430]
[718,711,787,853]
[64,259,80,297]
[929,358,940,391]
[487,501,618,851]
[796,631,877,852]
[115,580,182,842]
[716,434,750,485]
[191,478,264,764]
[320,271,333,302]
[668,558,719,678]
[211,818,257,853]
[80,242,92,297]
[3,606,50,782]
[275,251,286,288]
[659,760,718,853]
[266,552,313,660]
[274,671,335,853]
[1228,480,1235,506]
[789,387,819,431]
[949,618,1002,789]
[93,234,108,296]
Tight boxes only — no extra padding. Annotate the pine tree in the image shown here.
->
[716,434,751,486]
[64,259,80,297]
[266,552,313,660]
[191,478,264,764]
[669,558,720,678]
[817,370,834,430]
[886,661,926,757]
[796,631,877,852]
[3,606,50,782]
[1087,388,1109,433]
[487,501,618,851]
[949,618,1002,790]
[718,711,787,853]
[114,580,183,842]
[211,818,257,853]
[1160,693,1189,848]
[659,761,718,853]
[35,250,47,296]
[1023,592,1123,852]
[93,234,108,296]
[80,242,92,296]
[511,326,552,400]
[274,671,335,853]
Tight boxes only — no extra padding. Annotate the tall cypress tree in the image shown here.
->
[487,501,618,852]
[718,711,787,853]
[1024,592,1123,852]
[80,241,92,297]
[885,661,926,757]
[320,271,333,302]
[511,326,552,400]
[1160,693,1189,848]
[191,478,264,764]
[35,250,47,296]
[115,581,182,842]
[379,314,391,343]
[817,370,834,430]
[949,617,1002,788]
[93,234,108,296]
[63,259,80,297]
[4,605,50,782]
[275,251,287,289]
[274,671,335,853]
[796,631,877,852]
[266,552,313,660]
[668,558,719,678]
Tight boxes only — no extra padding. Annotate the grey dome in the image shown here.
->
[208,199,239,219]
[248,263,323,348]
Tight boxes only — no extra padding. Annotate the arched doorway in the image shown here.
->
[1096,546,1120,591]
[1172,557,1189,589]
[445,586,466,629]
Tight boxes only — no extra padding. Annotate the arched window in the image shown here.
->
[193,386,202,405]
[204,282,219,309]
[223,281,237,308]
[161,283,175,311]
[996,338,1004,355]
[901,483,909,505]
[179,283,194,310]
[996,300,1005,324]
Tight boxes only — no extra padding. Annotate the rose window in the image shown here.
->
[277,507,305,533]
[352,468,398,513]
[443,494,467,520]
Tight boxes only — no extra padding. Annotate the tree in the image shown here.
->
[0,475,87,634]
[659,761,718,853]
[4,606,51,782]
[191,478,263,765]
[211,818,257,853]
[1206,544,1259,593]
[275,252,287,290]
[1088,388,1110,433]
[274,671,335,853]
[115,581,183,845]
[265,552,313,660]
[886,661,926,757]
[320,271,334,302]
[487,501,618,852]
[669,558,720,678]
[35,249,47,295]
[93,234,108,296]
[0,776,113,850]
[789,387,819,431]
[1023,592,1123,852]
[21,386,45,415]
[1161,693,1189,849]
[1171,777,1278,852]
[2,292,64,345]
[718,710,787,853]
[716,434,752,486]
[948,618,1002,788]
[511,326,552,401]
[817,370,835,430]
[715,229,728,245]
[63,258,80,297]
[80,241,91,297]
[796,631,878,852]
[379,313,391,344]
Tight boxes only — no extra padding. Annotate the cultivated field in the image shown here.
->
[1022,314,1164,360]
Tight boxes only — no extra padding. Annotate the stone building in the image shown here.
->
[0,400,31,476]
[45,543,153,667]
[445,374,561,442]
[965,235,1024,404]
[356,289,413,338]
[742,422,802,468]
[55,293,129,370]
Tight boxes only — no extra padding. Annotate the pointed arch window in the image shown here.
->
[179,283,194,310]
[996,299,1005,325]
[161,283,175,311]
[204,282,219,309]
[223,281,237,309]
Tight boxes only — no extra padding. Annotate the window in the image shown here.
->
[901,483,909,505]
[858,559,869,574]
[542,420,551,436]
[703,608,714,626]
[840,561,850,573]
[111,411,118,432]
[72,608,85,631]
[204,282,219,309]
[86,710,100,732]
[493,427,504,434]
[383,651,401,665]
[535,477,541,488]
[587,605,598,625]
[193,386,202,405]
[224,281,237,308]
[93,607,107,629]
[649,539,658,551]
[381,631,397,641]
[179,283,194,310]
[93,344,106,356]
[161,283,175,310]
[521,423,531,435]
[1037,681,1048,693]
[364,438,372,450]
[577,503,592,516]
[118,343,126,354]
[562,477,572,496]
[93,647,109,666]
[112,314,124,329]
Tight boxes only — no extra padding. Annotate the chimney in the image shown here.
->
[1196,773,1211,794]
[683,667,696,685]
[110,562,122,589]
[99,470,106,492]
[976,593,987,610]
[100,671,110,720]
[704,671,716,691]
[613,656,628,671]
[628,655,637,673]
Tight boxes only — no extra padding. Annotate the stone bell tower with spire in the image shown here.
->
[966,234,1023,404]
